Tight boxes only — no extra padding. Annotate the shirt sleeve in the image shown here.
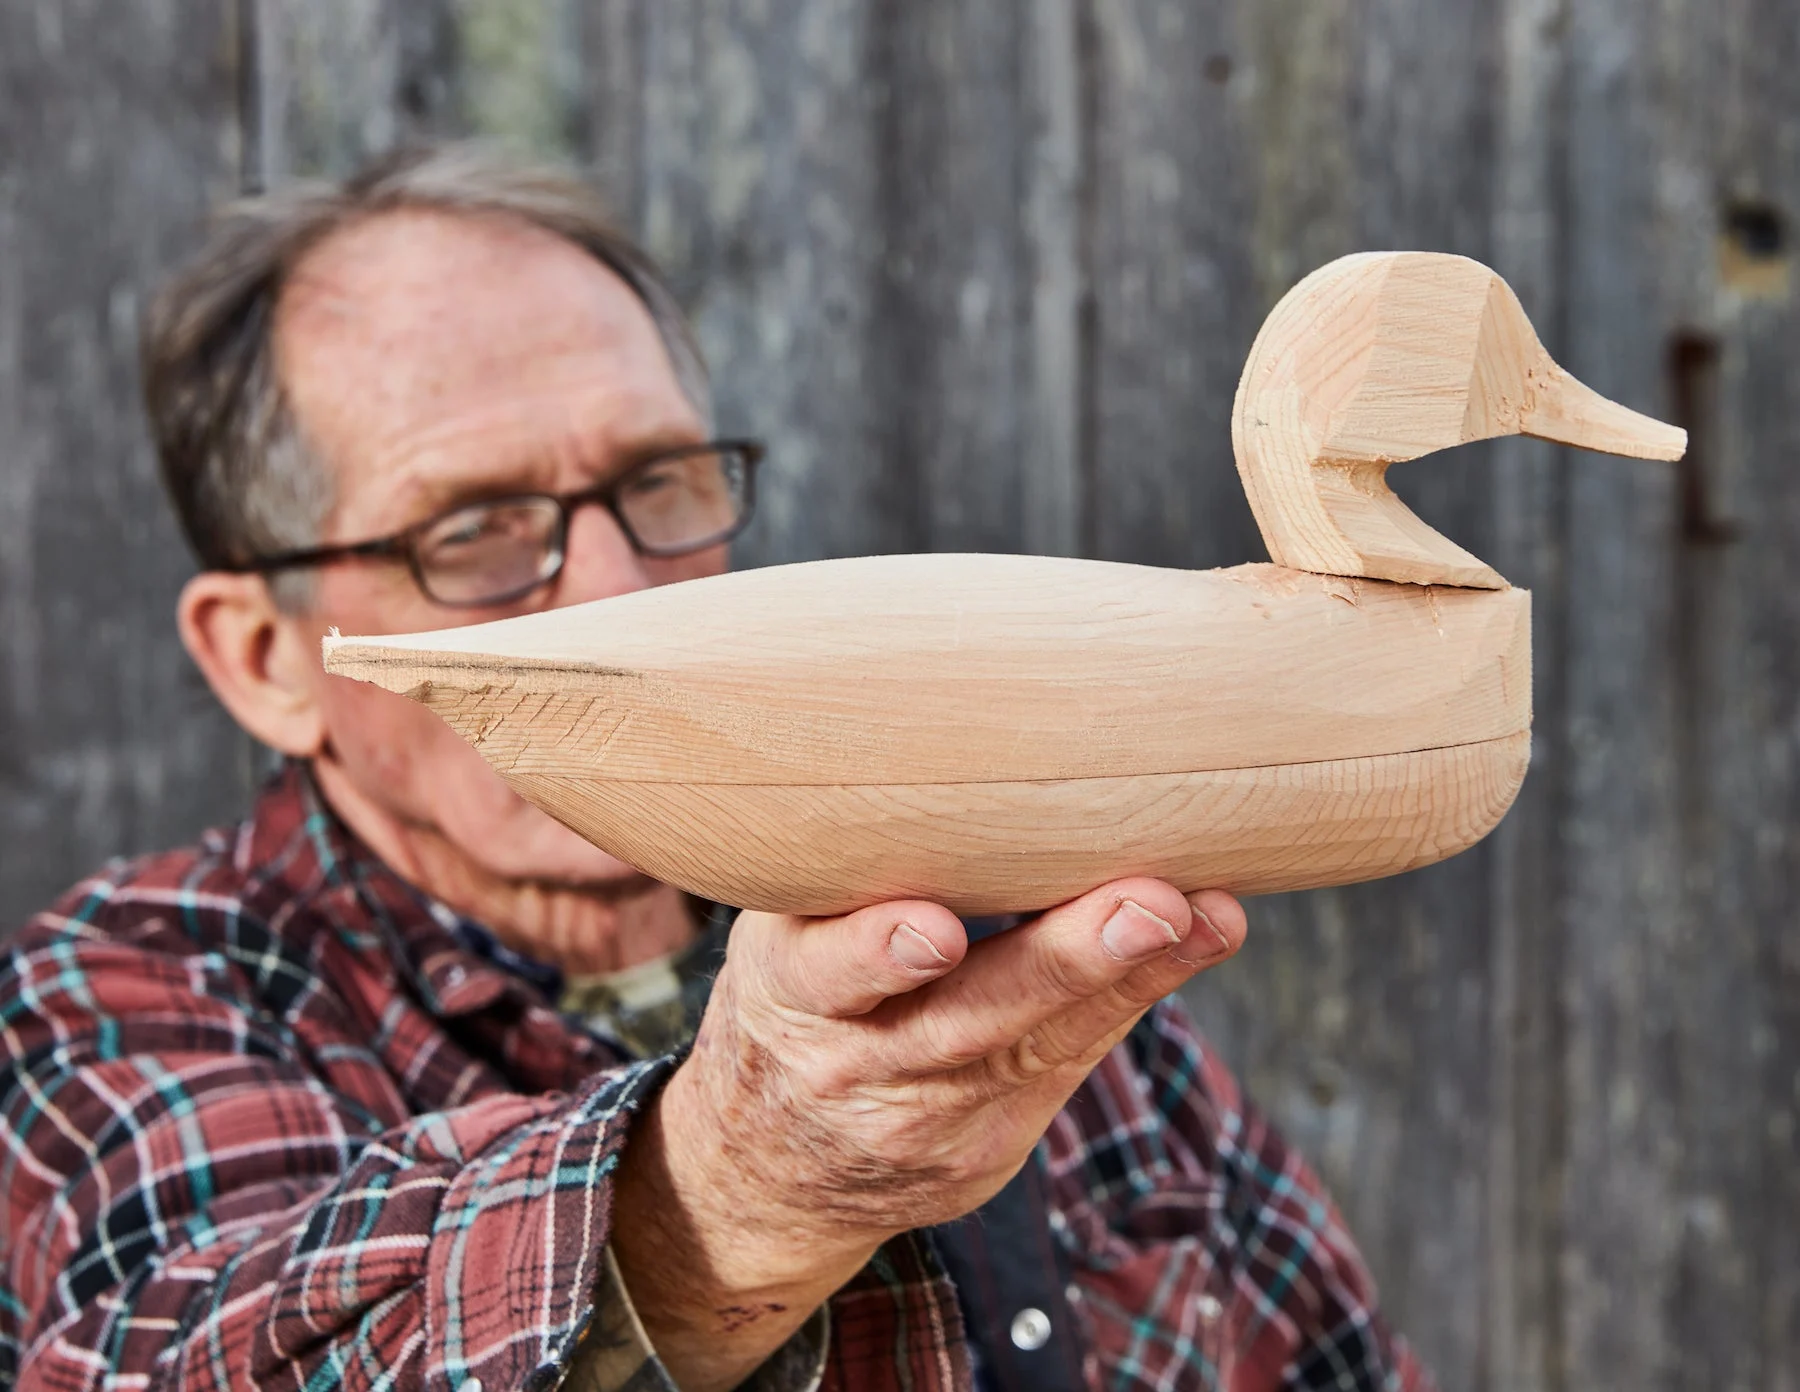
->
[0,909,667,1392]
[563,1248,830,1392]
[1049,998,1438,1392]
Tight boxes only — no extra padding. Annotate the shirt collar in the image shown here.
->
[250,761,735,1032]
[248,761,536,1019]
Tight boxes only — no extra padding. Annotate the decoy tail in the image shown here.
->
[1232,251,1688,590]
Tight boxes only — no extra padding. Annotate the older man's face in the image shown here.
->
[274,208,722,886]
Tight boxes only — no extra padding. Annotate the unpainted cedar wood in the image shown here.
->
[1231,253,1681,590]
[505,735,1532,917]
[322,557,1532,785]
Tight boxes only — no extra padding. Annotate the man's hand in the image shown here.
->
[611,879,1246,1390]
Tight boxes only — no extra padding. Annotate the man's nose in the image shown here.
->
[553,502,653,606]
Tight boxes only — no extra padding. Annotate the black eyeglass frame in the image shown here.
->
[224,438,764,608]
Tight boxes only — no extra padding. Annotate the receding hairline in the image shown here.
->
[268,205,710,535]
[278,200,651,309]
[140,142,710,583]
[272,203,693,396]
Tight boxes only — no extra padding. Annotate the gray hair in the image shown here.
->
[141,143,710,599]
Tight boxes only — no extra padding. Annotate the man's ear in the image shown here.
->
[177,572,328,757]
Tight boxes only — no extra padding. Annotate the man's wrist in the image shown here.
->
[620,1061,876,1291]
[610,1064,875,1391]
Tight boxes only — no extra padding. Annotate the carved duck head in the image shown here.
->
[1232,252,1686,589]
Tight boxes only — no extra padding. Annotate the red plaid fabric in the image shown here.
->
[0,766,1431,1390]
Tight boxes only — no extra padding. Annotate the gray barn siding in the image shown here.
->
[2,3,1795,1388]
[0,1,260,924]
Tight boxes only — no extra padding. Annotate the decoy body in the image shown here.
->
[323,252,1685,916]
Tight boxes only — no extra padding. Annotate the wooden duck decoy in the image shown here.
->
[322,252,1685,916]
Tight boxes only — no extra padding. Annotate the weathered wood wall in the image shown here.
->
[2,3,1795,1387]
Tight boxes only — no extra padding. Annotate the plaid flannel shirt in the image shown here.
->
[0,765,1432,1391]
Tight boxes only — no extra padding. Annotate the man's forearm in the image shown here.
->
[609,1067,877,1391]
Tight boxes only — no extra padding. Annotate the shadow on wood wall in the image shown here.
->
[2,3,1795,1387]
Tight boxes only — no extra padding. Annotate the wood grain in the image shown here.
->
[324,548,1535,914]
[323,557,1531,785]
[512,734,1530,917]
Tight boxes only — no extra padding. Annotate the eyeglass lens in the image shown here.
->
[414,498,563,605]
[411,448,750,605]
[616,451,746,554]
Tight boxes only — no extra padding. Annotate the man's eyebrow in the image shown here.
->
[605,429,717,473]
[390,428,715,521]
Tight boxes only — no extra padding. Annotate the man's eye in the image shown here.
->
[436,515,492,547]
[623,468,680,498]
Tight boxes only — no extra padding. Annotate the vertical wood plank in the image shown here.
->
[579,2,648,216]
[861,0,1036,554]
[1483,2,1576,1385]
[0,0,253,927]
[1671,1,1800,1375]
[250,0,409,184]
[253,0,592,182]
[625,1,914,563]
[611,0,1061,565]
[1084,0,1263,571]
[1020,0,1084,558]
[1552,0,1800,1386]
[1554,0,1730,1382]
[452,0,586,157]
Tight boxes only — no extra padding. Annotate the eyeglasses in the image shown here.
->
[229,439,762,607]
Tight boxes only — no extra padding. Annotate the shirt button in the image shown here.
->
[1197,1293,1224,1322]
[457,1379,482,1392]
[1010,1307,1052,1351]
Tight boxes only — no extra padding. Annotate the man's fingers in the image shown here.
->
[895,878,1205,1070]
[989,889,1248,1079]
[732,900,969,1020]
[1173,890,1248,965]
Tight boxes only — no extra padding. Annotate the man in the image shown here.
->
[0,146,1429,1392]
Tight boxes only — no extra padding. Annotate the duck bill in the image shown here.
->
[1521,364,1688,461]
